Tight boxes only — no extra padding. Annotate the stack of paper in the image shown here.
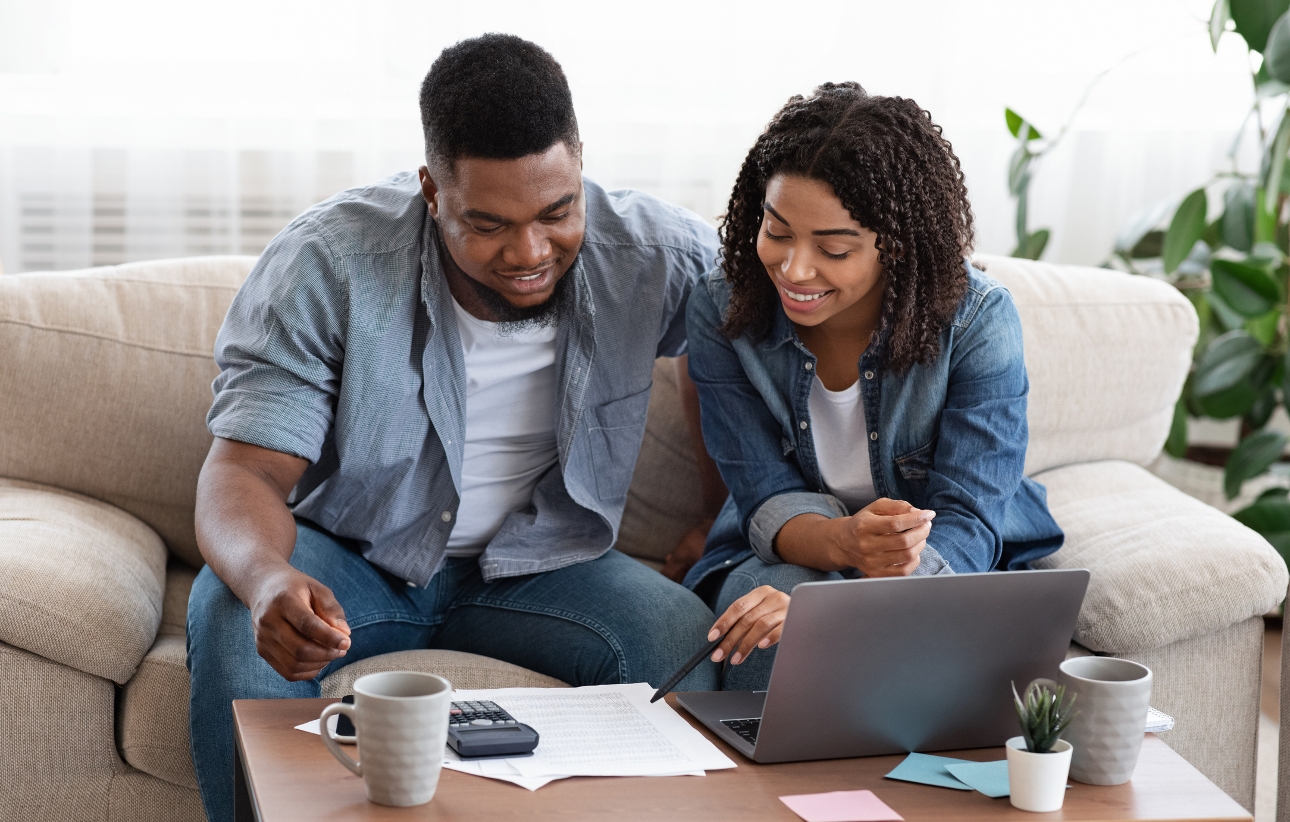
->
[298,682,735,791]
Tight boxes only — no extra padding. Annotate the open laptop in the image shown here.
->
[676,568,1089,763]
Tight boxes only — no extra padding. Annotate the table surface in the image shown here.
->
[232,696,1252,822]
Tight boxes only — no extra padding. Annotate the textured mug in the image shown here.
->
[1058,657,1152,785]
[320,671,451,806]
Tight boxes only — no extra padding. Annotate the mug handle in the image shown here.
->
[320,703,362,777]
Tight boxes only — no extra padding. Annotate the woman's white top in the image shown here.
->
[808,375,878,515]
[444,299,560,556]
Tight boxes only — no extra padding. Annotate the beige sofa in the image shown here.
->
[1,252,1285,821]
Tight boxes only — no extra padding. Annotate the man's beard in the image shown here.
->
[456,262,570,334]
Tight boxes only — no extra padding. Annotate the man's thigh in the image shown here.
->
[432,550,719,690]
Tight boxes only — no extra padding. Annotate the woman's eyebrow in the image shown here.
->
[813,228,861,237]
[762,202,790,225]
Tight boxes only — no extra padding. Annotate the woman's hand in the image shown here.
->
[776,498,934,576]
[707,585,791,665]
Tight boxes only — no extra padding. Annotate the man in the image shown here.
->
[188,34,721,821]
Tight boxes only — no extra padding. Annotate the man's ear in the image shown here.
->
[418,165,441,220]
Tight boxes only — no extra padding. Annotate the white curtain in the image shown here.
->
[0,0,1254,274]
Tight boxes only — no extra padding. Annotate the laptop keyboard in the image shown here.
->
[721,718,761,746]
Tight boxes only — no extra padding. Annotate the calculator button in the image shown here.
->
[470,719,493,726]
[503,720,517,726]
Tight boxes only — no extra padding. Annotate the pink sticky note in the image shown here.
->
[778,789,904,822]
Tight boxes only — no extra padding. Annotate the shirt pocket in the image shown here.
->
[588,384,653,500]
[893,439,935,501]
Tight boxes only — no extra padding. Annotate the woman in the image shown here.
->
[683,82,1064,691]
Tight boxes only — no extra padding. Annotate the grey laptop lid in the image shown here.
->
[678,568,1088,763]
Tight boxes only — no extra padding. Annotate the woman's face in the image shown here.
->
[756,174,884,332]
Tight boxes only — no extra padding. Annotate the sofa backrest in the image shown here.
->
[973,254,1198,476]
[0,253,1198,567]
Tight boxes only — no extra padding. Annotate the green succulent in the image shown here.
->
[1012,679,1077,754]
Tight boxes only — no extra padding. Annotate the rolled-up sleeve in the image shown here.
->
[207,219,348,463]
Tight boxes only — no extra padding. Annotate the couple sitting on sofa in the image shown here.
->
[187,33,1065,821]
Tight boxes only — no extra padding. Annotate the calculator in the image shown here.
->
[447,699,540,758]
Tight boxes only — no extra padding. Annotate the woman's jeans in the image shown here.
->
[711,556,843,691]
[187,522,718,822]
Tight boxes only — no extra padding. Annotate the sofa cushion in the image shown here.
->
[0,256,255,567]
[1032,460,1287,653]
[974,254,1197,476]
[0,479,166,684]
[617,357,706,564]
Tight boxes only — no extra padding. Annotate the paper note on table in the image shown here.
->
[944,760,1010,798]
[296,683,732,791]
[779,790,904,822]
[884,752,973,790]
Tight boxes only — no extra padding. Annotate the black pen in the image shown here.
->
[650,632,727,703]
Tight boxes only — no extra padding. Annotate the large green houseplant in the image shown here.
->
[1037,0,1290,560]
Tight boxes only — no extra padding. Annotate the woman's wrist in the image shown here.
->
[773,513,847,571]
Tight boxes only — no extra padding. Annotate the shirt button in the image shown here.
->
[869,431,878,441]
[864,371,875,380]
[804,362,814,370]
[799,420,809,430]
[441,511,453,522]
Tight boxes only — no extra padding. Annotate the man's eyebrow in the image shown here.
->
[462,193,577,225]
[763,202,860,237]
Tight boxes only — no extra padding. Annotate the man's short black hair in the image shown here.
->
[420,33,579,174]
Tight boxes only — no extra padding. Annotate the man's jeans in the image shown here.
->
[187,522,719,822]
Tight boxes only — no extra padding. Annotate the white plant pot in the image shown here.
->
[1006,736,1072,813]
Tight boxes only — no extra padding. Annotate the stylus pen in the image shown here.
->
[650,632,727,703]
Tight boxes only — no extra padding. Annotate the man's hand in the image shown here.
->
[776,498,933,576]
[707,585,791,665]
[248,564,352,681]
[661,518,712,583]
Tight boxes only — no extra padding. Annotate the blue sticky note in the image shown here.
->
[884,753,974,790]
[945,760,1010,798]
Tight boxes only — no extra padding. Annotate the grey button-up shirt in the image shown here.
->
[208,172,719,586]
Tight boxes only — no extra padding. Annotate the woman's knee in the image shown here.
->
[716,559,840,614]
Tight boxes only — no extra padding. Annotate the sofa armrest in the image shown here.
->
[0,478,167,684]
[1031,461,1287,654]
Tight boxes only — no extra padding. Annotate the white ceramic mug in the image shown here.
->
[1058,656,1152,785]
[319,671,451,807]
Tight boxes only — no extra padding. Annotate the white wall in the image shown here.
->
[0,0,1259,273]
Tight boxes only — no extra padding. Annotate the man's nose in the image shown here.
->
[505,224,550,270]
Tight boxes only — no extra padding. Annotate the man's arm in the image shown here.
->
[195,437,351,680]
[660,354,728,582]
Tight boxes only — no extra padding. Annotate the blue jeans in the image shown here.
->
[711,556,842,691]
[187,522,718,822]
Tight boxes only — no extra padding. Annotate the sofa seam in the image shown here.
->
[0,318,218,359]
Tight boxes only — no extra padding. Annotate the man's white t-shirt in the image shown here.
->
[808,376,877,514]
[445,298,560,556]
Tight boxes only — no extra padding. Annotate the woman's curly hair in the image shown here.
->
[719,82,975,373]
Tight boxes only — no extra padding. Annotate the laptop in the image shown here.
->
[675,568,1089,763]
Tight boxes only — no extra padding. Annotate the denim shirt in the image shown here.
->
[208,172,719,586]
[683,262,1064,591]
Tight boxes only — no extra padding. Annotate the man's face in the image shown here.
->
[419,141,585,322]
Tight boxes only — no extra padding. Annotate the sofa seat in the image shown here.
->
[116,563,569,793]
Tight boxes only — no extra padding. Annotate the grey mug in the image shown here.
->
[1058,656,1152,785]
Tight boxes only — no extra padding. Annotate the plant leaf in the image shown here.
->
[1005,108,1042,141]
[1013,229,1049,261]
[1231,0,1290,52]
[1266,108,1290,212]
[1214,0,1234,50]
[1225,429,1288,498]
[1197,379,1259,418]
[1193,329,1265,395]
[1223,183,1257,251]
[1268,11,1290,81]
[1207,288,1248,331]
[1211,258,1281,315]
[1164,189,1209,273]
[1165,400,1189,458]
[1130,230,1165,258]
[1008,145,1032,196]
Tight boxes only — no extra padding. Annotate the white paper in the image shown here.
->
[296,683,733,790]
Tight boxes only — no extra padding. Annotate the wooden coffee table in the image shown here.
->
[232,697,1252,821]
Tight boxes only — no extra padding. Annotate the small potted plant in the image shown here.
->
[1006,679,1077,812]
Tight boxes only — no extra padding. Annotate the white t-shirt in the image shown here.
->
[444,299,560,556]
[808,376,877,514]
